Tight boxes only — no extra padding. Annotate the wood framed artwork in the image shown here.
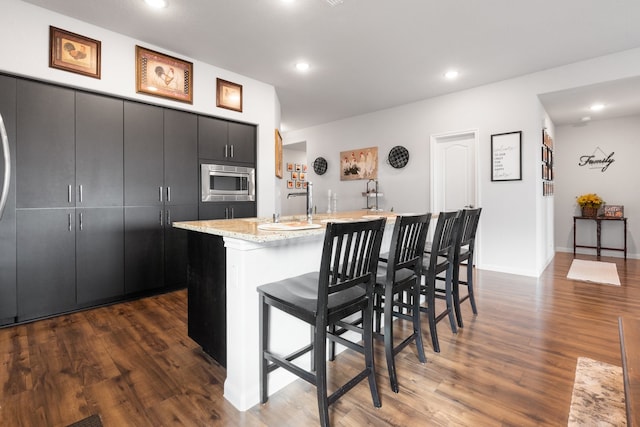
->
[491,131,522,181]
[603,205,624,218]
[340,146,378,181]
[135,46,193,104]
[275,129,283,179]
[216,78,243,112]
[49,26,101,79]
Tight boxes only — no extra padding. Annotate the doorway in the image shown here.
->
[430,129,478,213]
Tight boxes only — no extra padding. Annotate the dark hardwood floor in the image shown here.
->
[1,252,638,426]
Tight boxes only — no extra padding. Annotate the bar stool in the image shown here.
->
[451,208,482,327]
[373,213,431,393]
[420,211,461,352]
[257,218,386,427]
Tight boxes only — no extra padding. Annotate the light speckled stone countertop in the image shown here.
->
[173,210,398,243]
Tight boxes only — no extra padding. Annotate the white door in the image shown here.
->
[430,130,478,213]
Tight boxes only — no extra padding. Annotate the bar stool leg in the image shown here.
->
[259,295,269,404]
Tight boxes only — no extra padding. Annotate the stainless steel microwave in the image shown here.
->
[201,164,255,202]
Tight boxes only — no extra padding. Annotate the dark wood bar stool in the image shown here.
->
[257,218,386,427]
[420,211,461,353]
[451,208,482,327]
[373,213,431,392]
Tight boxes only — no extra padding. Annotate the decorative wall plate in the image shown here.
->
[388,146,409,169]
[313,157,328,175]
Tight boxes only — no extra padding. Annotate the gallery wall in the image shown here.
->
[554,115,639,258]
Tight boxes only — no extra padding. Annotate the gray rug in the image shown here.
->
[568,357,626,426]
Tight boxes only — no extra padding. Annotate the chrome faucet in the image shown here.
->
[287,181,313,223]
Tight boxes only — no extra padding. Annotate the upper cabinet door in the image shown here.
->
[164,109,197,205]
[76,92,124,207]
[124,101,164,206]
[198,115,228,162]
[17,80,75,208]
[227,121,256,165]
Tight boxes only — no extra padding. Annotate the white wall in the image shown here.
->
[285,48,640,276]
[3,0,279,217]
[554,115,639,258]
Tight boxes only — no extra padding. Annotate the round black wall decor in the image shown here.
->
[313,157,328,175]
[388,146,409,169]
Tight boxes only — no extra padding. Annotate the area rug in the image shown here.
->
[567,357,626,426]
[567,259,621,286]
[66,414,103,427]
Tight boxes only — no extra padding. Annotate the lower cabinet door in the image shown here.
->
[17,209,76,321]
[164,204,198,289]
[124,206,164,294]
[76,207,124,305]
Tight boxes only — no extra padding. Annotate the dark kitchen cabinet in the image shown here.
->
[16,80,75,209]
[198,116,256,165]
[76,92,124,207]
[17,209,76,321]
[124,206,164,295]
[199,201,256,220]
[165,204,198,288]
[164,109,198,205]
[124,101,164,207]
[0,75,17,324]
[76,208,124,305]
[228,121,256,164]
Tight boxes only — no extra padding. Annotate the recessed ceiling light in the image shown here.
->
[581,116,591,122]
[444,70,459,80]
[590,103,605,111]
[296,62,310,72]
[145,0,168,9]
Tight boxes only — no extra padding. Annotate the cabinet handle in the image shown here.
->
[159,186,163,202]
[79,212,83,231]
[159,209,163,227]
[166,208,171,225]
[68,213,72,231]
[166,186,171,203]
[68,185,72,204]
[230,144,234,158]
[224,207,228,219]
[79,184,83,204]
[230,207,235,219]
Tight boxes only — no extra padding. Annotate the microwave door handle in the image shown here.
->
[0,113,10,221]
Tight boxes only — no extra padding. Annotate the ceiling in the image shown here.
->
[22,0,640,131]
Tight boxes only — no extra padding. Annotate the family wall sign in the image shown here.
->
[578,146,615,172]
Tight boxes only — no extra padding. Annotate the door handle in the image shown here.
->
[0,113,10,220]
[230,144,234,158]
[79,212,83,231]
[166,186,171,203]
[79,184,83,204]
[159,186,163,202]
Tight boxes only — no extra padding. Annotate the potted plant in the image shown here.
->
[576,193,604,217]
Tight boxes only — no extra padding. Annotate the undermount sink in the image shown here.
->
[257,222,322,231]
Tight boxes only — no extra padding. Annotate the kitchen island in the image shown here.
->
[173,211,396,411]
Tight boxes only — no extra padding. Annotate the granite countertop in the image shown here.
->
[172,210,398,243]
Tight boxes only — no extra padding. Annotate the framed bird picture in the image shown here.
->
[135,45,193,104]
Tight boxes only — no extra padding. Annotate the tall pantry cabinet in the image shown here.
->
[16,81,125,320]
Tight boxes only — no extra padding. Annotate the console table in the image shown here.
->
[573,216,627,259]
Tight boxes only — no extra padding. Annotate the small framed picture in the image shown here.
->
[136,45,193,103]
[302,181,308,189]
[287,163,294,172]
[49,26,101,79]
[295,181,302,189]
[303,164,308,172]
[295,164,302,172]
[287,180,294,189]
[603,205,624,218]
[216,78,243,112]
[299,172,306,181]
[291,171,298,180]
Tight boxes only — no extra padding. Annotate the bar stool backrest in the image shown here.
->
[458,208,482,257]
[387,214,431,282]
[426,211,461,271]
[318,218,387,320]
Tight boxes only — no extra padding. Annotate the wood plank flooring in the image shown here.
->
[1,252,639,426]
